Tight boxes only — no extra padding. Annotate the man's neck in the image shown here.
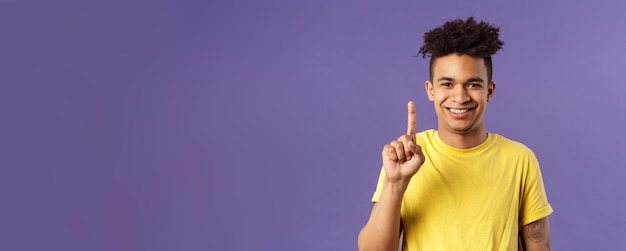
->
[437,128,488,149]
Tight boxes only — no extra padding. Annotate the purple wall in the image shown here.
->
[2,0,625,250]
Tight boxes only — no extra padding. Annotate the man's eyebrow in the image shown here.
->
[436,77,485,82]
[437,77,454,82]
[467,77,485,82]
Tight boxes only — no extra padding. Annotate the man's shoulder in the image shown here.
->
[415,129,436,137]
[415,129,437,145]
[490,133,536,156]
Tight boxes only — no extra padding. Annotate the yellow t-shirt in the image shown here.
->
[372,130,553,250]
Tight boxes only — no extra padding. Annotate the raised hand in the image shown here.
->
[381,101,426,185]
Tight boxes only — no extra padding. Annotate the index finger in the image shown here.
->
[407,101,416,136]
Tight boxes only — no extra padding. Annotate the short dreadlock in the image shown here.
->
[417,17,504,83]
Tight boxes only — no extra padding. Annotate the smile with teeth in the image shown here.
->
[448,108,473,114]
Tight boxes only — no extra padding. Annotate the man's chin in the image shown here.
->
[446,124,475,135]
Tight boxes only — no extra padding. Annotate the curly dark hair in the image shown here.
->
[417,17,504,83]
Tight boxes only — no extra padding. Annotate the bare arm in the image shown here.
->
[358,102,425,251]
[357,183,406,251]
[520,217,551,251]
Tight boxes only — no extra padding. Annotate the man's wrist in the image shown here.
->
[383,179,410,194]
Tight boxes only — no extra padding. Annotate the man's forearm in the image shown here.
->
[358,182,407,251]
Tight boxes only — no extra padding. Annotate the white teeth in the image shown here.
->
[449,108,468,114]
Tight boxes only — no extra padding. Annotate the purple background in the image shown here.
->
[2,0,625,250]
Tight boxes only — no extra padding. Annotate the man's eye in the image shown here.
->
[468,83,482,88]
[441,83,452,87]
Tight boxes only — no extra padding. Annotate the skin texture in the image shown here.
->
[358,54,550,251]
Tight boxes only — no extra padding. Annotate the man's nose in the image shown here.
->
[451,86,470,103]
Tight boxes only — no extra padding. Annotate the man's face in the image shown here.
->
[425,54,495,136]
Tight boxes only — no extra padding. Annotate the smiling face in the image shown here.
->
[425,54,496,137]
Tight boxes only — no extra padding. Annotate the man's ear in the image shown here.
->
[487,81,496,102]
[425,81,435,101]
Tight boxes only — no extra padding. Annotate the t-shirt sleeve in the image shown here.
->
[519,151,554,226]
[371,167,386,203]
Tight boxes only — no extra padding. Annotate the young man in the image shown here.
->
[357,17,553,251]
